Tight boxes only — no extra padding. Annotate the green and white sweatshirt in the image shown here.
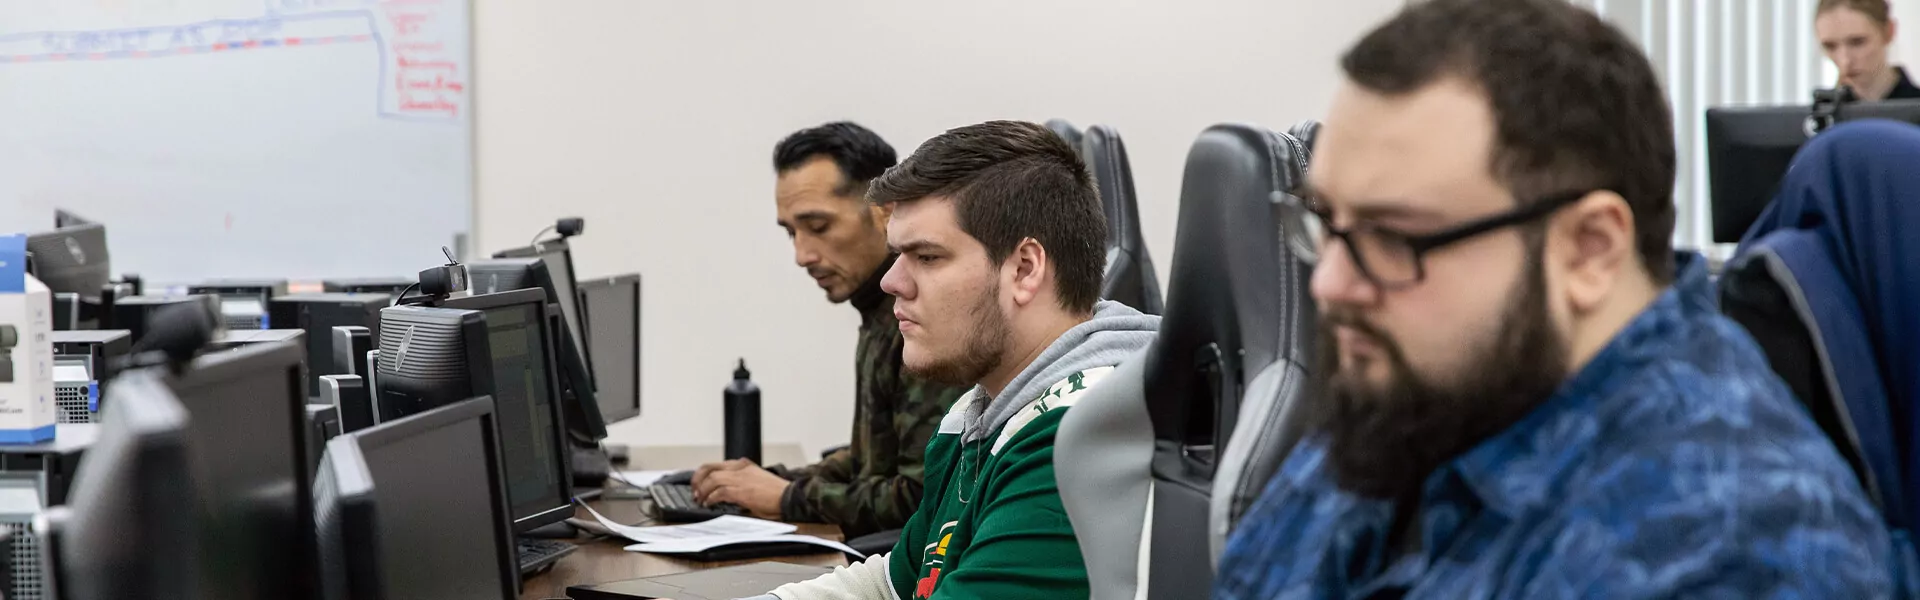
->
[761,301,1160,600]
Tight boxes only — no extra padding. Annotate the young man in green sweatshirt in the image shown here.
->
[749,120,1161,600]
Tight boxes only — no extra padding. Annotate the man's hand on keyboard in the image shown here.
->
[693,458,789,520]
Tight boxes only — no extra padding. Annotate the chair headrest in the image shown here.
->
[1045,119,1084,159]
[1142,123,1318,446]
[1082,125,1143,253]
[1287,121,1321,154]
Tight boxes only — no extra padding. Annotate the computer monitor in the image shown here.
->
[464,258,607,441]
[437,288,575,531]
[321,374,374,434]
[52,367,200,600]
[1707,99,1920,242]
[373,304,493,422]
[492,241,591,373]
[332,325,375,380]
[54,209,96,229]
[25,223,110,301]
[167,340,317,600]
[578,274,641,423]
[313,397,519,600]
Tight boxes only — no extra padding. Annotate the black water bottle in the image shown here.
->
[724,359,763,464]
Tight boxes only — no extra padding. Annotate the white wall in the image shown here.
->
[1901,0,1920,69]
[473,0,1403,455]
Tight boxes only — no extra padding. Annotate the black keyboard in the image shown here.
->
[516,538,576,576]
[648,483,747,522]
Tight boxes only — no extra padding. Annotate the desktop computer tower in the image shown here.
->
[269,294,386,391]
[188,279,288,331]
[0,425,96,600]
[321,277,415,296]
[48,331,131,424]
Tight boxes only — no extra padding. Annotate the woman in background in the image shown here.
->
[1817,0,1920,100]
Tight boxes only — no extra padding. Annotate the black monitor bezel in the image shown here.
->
[329,396,520,599]
[165,339,317,599]
[493,241,592,376]
[25,222,111,300]
[436,288,577,532]
[1706,99,1920,242]
[577,274,641,424]
[464,257,608,442]
[59,368,201,600]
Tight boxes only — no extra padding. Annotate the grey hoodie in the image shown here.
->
[963,300,1161,444]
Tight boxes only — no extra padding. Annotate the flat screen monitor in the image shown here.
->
[462,258,606,441]
[373,304,492,422]
[55,368,200,600]
[313,397,518,600]
[54,209,97,229]
[493,241,590,374]
[168,340,317,600]
[26,223,111,301]
[578,274,641,423]
[437,288,574,531]
[1707,99,1920,242]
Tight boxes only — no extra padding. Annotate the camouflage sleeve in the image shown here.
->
[798,446,856,482]
[767,445,849,481]
[781,378,965,538]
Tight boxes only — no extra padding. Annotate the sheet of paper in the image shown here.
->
[612,469,674,488]
[580,504,794,545]
[623,533,865,559]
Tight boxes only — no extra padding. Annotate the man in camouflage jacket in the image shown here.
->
[693,122,967,538]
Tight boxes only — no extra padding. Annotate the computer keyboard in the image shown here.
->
[648,483,748,522]
[517,538,577,576]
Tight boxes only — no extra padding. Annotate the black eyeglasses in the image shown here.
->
[1287,190,1590,289]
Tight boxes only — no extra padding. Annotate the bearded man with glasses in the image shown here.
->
[1214,0,1896,598]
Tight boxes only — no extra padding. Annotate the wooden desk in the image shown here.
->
[517,444,847,600]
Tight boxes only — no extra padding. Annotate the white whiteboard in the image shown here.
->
[0,0,471,284]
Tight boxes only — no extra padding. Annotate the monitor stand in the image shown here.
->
[522,520,579,540]
[570,440,611,488]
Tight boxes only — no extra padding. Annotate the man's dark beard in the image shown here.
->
[1305,260,1569,500]
[905,280,1011,386]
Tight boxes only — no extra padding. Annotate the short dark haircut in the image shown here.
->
[868,120,1107,314]
[773,121,898,198]
[1343,0,1677,283]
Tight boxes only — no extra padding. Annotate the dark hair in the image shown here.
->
[773,121,899,197]
[868,120,1107,313]
[1343,0,1677,283]
[1818,0,1892,26]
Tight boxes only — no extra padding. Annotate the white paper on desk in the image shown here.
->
[623,533,865,559]
[611,469,674,488]
[581,505,794,544]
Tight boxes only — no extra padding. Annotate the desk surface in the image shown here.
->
[517,444,848,600]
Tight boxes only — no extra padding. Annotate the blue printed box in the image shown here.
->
[0,235,56,444]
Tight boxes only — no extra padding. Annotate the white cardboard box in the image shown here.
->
[0,235,55,444]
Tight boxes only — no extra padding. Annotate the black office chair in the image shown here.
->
[1082,125,1165,315]
[1045,118,1085,160]
[1206,122,1320,558]
[1057,123,1317,598]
